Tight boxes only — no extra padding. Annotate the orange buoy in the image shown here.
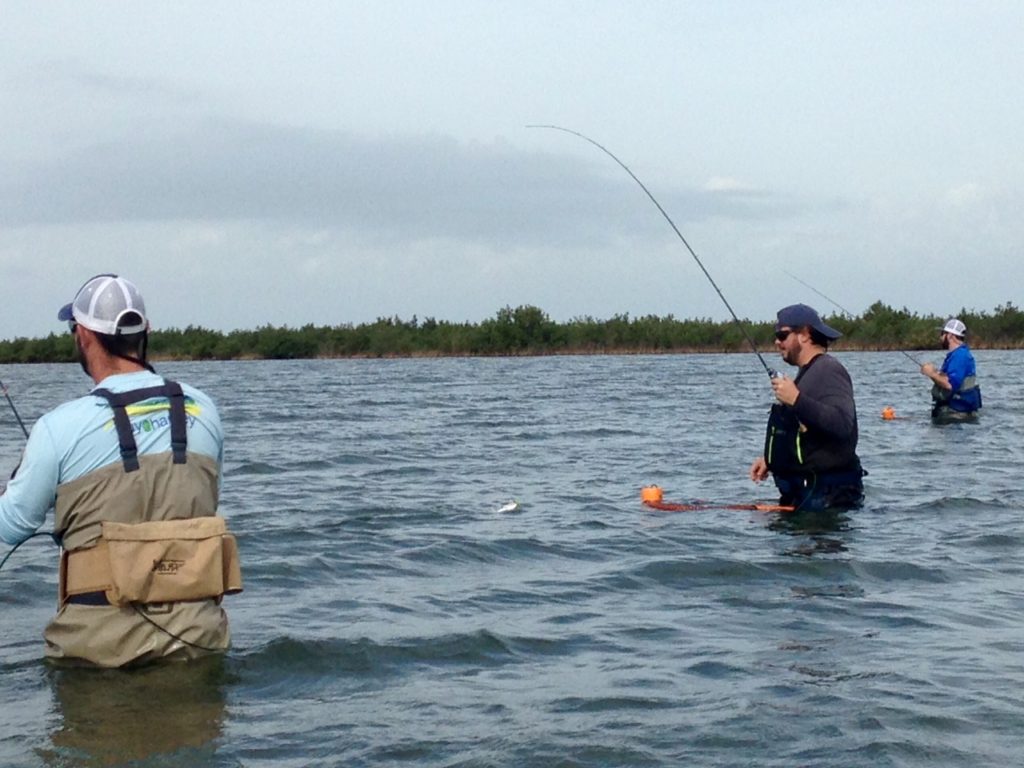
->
[881,406,896,421]
[641,485,664,503]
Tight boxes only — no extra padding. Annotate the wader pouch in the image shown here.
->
[62,517,243,607]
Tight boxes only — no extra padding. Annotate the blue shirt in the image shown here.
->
[0,371,223,545]
[940,344,981,412]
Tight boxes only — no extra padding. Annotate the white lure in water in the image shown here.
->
[496,500,520,513]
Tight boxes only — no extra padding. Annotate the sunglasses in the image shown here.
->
[68,320,78,334]
[774,329,793,342]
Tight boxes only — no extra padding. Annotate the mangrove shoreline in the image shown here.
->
[3,301,1023,363]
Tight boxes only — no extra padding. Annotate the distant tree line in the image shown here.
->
[1,301,1023,363]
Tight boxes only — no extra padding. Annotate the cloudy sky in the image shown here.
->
[1,1,1021,337]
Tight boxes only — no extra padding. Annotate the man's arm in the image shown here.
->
[942,349,970,392]
[791,358,857,439]
[0,420,60,545]
[920,362,951,390]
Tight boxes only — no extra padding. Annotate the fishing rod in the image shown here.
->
[527,124,777,379]
[783,270,922,366]
[0,531,55,572]
[0,379,29,439]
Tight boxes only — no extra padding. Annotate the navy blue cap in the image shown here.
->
[775,303,841,340]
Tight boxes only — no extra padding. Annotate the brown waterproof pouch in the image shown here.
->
[62,517,243,607]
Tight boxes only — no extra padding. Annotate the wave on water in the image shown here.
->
[233,629,570,681]
[908,496,1018,513]
[5,354,1024,767]
[231,460,286,475]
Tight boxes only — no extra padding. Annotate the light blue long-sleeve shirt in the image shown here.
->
[0,371,223,545]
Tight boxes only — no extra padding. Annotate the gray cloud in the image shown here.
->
[0,120,800,249]
[33,59,202,104]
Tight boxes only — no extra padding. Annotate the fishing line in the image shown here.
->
[528,124,777,378]
[0,379,29,439]
[640,486,793,513]
[643,499,795,513]
[131,603,226,654]
[783,270,921,365]
[0,531,56,572]
[0,380,41,572]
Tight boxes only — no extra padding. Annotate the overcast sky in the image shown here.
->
[1,1,1021,337]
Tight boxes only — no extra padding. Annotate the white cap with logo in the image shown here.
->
[940,318,967,338]
[57,274,149,335]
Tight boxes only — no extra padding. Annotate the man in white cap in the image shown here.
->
[0,274,241,667]
[750,303,864,511]
[921,318,982,422]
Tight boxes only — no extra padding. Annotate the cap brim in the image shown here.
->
[57,303,74,322]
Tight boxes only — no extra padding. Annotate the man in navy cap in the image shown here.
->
[749,304,864,511]
[921,318,981,423]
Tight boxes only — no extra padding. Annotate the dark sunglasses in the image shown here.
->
[774,329,793,342]
[68,320,78,335]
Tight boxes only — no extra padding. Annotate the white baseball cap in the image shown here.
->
[57,274,149,335]
[940,318,967,338]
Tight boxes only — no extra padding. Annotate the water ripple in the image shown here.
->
[3,354,1024,767]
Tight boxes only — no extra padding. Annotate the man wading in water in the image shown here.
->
[921,317,982,423]
[749,304,865,511]
[0,274,241,666]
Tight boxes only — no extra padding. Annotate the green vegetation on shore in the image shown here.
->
[3,301,1023,363]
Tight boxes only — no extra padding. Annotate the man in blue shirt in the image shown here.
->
[0,274,240,666]
[921,317,982,423]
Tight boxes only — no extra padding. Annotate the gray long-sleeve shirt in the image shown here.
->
[789,352,860,472]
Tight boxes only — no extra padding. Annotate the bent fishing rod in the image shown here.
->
[782,270,922,365]
[527,124,777,379]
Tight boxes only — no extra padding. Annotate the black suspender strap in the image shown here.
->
[166,381,187,465]
[91,380,189,472]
